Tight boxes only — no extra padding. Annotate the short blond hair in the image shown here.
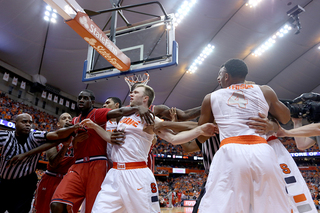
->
[136,84,155,107]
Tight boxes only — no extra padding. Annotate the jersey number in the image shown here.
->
[280,163,291,174]
[228,91,248,108]
[151,183,157,193]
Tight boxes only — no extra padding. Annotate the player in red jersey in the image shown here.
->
[51,89,153,213]
[32,113,88,213]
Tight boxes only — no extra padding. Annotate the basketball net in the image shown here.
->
[124,73,150,91]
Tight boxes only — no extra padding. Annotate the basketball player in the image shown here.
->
[103,97,122,169]
[80,84,215,213]
[32,113,88,213]
[197,58,291,212]
[50,89,154,213]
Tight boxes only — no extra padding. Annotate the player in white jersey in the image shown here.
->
[197,58,292,213]
[80,84,215,213]
[103,97,122,167]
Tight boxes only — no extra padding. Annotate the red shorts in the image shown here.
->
[51,160,107,213]
[33,173,72,213]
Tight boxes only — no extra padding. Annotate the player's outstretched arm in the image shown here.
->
[154,105,201,121]
[154,121,198,133]
[80,119,112,142]
[46,124,80,141]
[277,122,320,139]
[260,85,290,124]
[107,106,154,125]
[289,118,317,150]
[155,122,216,145]
[7,140,63,167]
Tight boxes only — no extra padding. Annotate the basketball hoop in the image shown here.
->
[124,73,150,91]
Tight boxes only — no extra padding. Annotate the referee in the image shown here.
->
[180,135,220,213]
[0,113,79,213]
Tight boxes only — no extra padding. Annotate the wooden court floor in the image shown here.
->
[160,207,320,213]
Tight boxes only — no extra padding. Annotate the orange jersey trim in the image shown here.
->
[220,135,267,148]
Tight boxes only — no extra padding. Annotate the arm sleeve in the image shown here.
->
[0,131,9,146]
[32,131,48,145]
[94,108,111,125]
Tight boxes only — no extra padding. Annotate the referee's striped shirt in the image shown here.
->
[0,130,47,180]
[195,134,220,173]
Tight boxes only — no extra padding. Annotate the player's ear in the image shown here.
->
[143,96,149,103]
[115,103,120,108]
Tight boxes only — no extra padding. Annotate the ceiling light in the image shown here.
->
[252,23,294,57]
[187,44,215,74]
[173,0,197,27]
[246,0,263,8]
[44,4,57,23]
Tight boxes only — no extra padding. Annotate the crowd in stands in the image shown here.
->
[0,91,58,132]
[152,138,202,157]
[157,173,207,207]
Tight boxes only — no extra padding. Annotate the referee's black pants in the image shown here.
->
[192,181,206,213]
[0,172,38,213]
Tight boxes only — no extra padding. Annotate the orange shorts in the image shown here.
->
[51,160,108,213]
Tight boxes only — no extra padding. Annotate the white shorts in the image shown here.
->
[199,143,291,213]
[269,138,317,213]
[92,167,160,213]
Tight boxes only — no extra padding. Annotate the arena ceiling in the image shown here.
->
[0,0,320,111]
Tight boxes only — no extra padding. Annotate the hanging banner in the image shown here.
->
[48,93,53,101]
[59,98,64,105]
[12,77,18,85]
[65,100,70,107]
[71,103,76,110]
[3,72,9,81]
[53,95,58,103]
[41,91,47,98]
[20,81,26,89]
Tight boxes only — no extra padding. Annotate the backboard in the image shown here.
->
[83,14,177,83]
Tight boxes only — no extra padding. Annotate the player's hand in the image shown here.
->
[62,135,73,146]
[110,130,126,145]
[247,113,273,134]
[199,123,218,137]
[79,118,97,129]
[169,107,178,122]
[276,125,288,137]
[138,106,154,125]
[72,132,89,149]
[7,153,27,168]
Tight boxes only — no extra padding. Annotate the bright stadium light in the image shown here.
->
[187,44,215,74]
[246,0,263,8]
[44,5,57,23]
[252,24,292,57]
[173,0,196,27]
